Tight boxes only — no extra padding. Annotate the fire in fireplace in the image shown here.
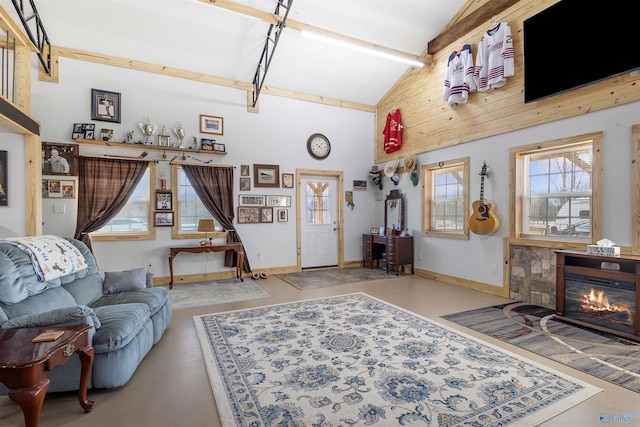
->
[565,273,636,336]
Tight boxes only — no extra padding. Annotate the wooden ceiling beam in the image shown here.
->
[51,46,375,113]
[200,0,428,65]
[427,0,521,55]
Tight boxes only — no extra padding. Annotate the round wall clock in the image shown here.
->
[307,133,331,160]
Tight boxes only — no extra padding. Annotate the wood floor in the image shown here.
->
[1,274,637,426]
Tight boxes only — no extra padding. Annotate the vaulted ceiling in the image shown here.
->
[5,0,514,110]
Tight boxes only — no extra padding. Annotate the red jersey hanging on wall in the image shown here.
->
[383,108,404,154]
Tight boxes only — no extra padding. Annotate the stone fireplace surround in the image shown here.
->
[509,245,558,309]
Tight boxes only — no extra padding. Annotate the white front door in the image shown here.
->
[300,175,339,269]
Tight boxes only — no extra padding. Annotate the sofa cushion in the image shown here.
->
[1,305,101,329]
[92,303,150,353]
[63,274,104,307]
[91,286,168,317]
[0,238,101,305]
[103,267,148,294]
[0,286,76,320]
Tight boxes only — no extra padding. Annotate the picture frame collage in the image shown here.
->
[238,194,290,223]
[42,179,75,198]
[154,190,173,227]
[71,123,96,140]
[239,164,294,192]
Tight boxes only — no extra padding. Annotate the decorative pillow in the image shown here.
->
[1,305,101,329]
[103,267,148,294]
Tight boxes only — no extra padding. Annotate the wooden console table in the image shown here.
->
[168,243,244,288]
[0,324,94,427]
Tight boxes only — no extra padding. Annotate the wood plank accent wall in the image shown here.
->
[375,0,640,162]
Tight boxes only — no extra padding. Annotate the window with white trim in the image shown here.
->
[511,133,602,241]
[423,157,469,239]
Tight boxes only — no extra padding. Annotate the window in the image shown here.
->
[511,132,602,242]
[423,157,469,239]
[171,165,222,239]
[92,164,155,240]
[305,181,331,225]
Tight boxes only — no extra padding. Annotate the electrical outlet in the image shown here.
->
[53,205,65,214]
[257,252,262,259]
[418,252,423,260]
[491,265,498,274]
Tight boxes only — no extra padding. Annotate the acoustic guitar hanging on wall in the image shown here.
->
[469,161,500,235]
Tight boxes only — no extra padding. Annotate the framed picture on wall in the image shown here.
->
[266,195,291,207]
[91,89,121,123]
[42,142,79,176]
[200,114,223,135]
[282,173,294,188]
[238,195,265,206]
[0,150,7,206]
[253,164,279,188]
[277,209,288,222]
[239,177,251,191]
[260,207,273,223]
[155,191,172,210]
[237,207,260,223]
[61,180,75,198]
[47,180,62,198]
[154,211,174,226]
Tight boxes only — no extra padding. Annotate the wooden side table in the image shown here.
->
[0,324,94,427]
[168,243,245,288]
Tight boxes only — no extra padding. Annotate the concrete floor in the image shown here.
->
[1,274,638,426]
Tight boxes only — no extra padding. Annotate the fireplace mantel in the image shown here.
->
[555,250,640,341]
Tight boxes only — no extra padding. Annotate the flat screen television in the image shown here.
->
[523,0,640,103]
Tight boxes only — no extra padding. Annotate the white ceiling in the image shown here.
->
[5,0,468,107]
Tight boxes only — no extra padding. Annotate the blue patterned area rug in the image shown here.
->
[194,293,601,426]
[441,302,640,394]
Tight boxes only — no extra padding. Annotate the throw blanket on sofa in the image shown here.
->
[0,235,87,282]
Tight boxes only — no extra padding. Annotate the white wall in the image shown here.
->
[23,58,379,277]
[401,101,638,287]
[6,55,637,290]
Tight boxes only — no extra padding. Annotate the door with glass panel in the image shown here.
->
[300,175,339,269]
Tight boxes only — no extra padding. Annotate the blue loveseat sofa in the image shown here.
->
[0,236,171,392]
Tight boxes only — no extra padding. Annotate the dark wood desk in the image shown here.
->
[363,234,414,275]
[0,324,94,427]
[168,243,244,288]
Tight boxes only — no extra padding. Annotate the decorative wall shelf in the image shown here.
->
[75,139,227,155]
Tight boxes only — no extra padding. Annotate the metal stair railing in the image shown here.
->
[11,0,51,75]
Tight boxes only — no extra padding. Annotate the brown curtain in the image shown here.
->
[182,164,251,273]
[74,156,149,252]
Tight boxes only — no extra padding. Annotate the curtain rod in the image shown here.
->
[167,155,235,168]
[78,154,156,162]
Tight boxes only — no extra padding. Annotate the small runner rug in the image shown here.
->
[276,267,401,290]
[168,278,269,310]
[194,293,600,426]
[441,302,640,394]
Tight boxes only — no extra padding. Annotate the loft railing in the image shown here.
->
[10,0,51,75]
[0,28,16,103]
[251,0,293,108]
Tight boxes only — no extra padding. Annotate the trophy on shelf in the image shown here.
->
[138,118,158,146]
[158,126,170,147]
[173,122,186,148]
